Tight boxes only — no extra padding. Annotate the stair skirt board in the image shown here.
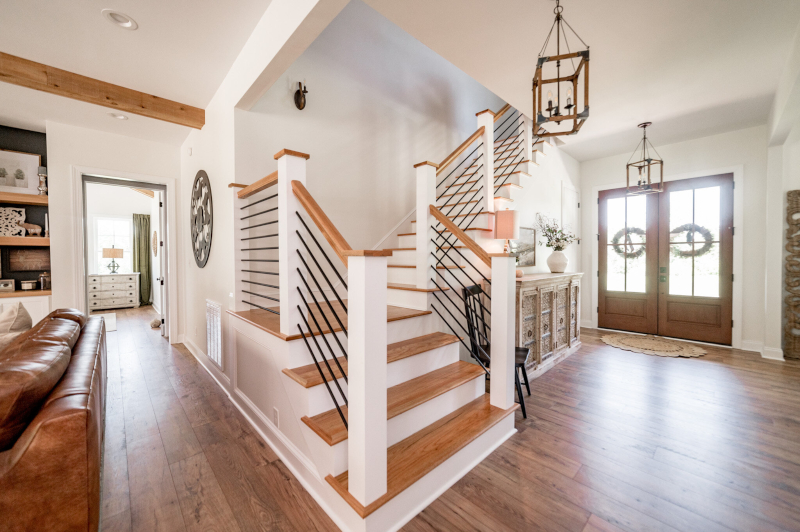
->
[301,375,486,477]
[288,341,461,418]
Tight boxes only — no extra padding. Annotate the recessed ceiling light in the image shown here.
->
[108,112,129,120]
[101,9,138,30]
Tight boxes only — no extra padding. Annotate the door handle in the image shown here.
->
[659,276,667,282]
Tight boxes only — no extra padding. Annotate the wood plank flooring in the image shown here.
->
[102,308,800,531]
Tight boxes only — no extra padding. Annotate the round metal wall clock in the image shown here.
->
[191,170,213,268]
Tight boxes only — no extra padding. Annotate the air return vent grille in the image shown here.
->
[206,299,222,368]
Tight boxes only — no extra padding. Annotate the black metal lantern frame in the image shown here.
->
[626,122,664,196]
[532,0,590,138]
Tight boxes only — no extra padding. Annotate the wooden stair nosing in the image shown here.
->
[399,227,492,237]
[494,183,523,191]
[301,361,486,446]
[325,394,519,518]
[283,332,460,388]
[411,211,494,224]
[389,264,465,270]
[388,283,449,293]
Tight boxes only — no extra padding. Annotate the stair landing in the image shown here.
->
[228,300,431,342]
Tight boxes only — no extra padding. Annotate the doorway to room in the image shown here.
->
[598,173,733,345]
[81,175,169,337]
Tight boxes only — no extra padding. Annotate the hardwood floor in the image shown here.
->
[102,309,800,531]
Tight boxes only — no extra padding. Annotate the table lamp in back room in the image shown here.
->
[102,246,124,274]
[495,209,519,253]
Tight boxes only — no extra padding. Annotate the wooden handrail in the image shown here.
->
[436,126,485,177]
[292,180,353,266]
[238,171,278,199]
[430,205,491,267]
[493,103,511,123]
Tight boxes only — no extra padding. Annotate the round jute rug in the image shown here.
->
[601,333,706,358]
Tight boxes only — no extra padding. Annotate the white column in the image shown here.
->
[476,110,496,214]
[345,252,389,506]
[490,254,516,410]
[415,161,438,289]
[232,187,247,312]
[518,114,534,175]
[277,149,309,336]
[763,145,785,359]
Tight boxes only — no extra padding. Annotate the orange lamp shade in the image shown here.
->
[495,209,519,241]
[102,247,124,259]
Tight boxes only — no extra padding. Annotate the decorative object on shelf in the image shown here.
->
[0,280,13,293]
[0,207,25,236]
[495,209,519,253]
[294,81,308,110]
[37,167,47,195]
[9,249,50,271]
[511,227,537,267]
[103,246,123,273]
[784,190,800,359]
[626,122,664,195]
[44,213,49,238]
[0,149,41,195]
[152,229,158,257]
[191,170,213,268]
[19,280,37,291]
[38,271,51,290]
[150,318,161,329]
[532,0,590,139]
[601,333,706,358]
[16,220,42,237]
[535,213,576,273]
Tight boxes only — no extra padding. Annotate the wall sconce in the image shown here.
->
[294,82,308,110]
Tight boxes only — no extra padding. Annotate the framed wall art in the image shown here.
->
[511,227,537,267]
[0,149,41,195]
[0,207,25,236]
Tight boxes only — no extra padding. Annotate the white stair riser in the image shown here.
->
[493,172,524,189]
[388,249,416,266]
[300,342,461,417]
[324,373,486,477]
[387,288,429,311]
[531,149,546,165]
[387,312,437,343]
[387,266,416,284]
[398,234,416,248]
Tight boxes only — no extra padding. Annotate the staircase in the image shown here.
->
[226,104,539,532]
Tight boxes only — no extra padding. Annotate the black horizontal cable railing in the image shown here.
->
[428,212,492,375]
[239,189,280,315]
[294,211,349,430]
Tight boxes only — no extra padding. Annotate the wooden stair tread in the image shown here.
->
[495,183,523,190]
[388,264,465,270]
[283,332,459,388]
[386,246,466,250]
[411,212,494,223]
[325,394,518,517]
[301,361,485,446]
[388,283,449,292]
[494,134,521,144]
[493,170,531,179]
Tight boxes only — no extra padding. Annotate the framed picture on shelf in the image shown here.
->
[0,149,41,195]
[511,227,537,267]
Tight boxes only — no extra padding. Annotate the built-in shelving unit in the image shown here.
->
[0,289,51,299]
[0,237,49,247]
[0,191,48,206]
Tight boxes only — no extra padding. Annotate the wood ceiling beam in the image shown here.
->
[0,52,204,129]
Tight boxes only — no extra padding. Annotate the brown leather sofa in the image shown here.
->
[0,309,106,532]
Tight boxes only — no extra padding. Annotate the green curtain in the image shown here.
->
[132,214,152,306]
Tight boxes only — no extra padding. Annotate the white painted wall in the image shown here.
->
[235,0,505,251]
[46,121,180,312]
[579,125,768,349]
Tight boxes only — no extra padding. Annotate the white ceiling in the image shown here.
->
[365,0,800,161]
[0,0,272,144]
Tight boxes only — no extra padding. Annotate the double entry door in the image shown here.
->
[598,174,733,345]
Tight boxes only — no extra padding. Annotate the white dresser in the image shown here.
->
[87,273,141,310]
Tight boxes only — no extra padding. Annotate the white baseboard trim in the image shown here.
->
[152,303,161,315]
[761,347,785,361]
[580,319,594,329]
[739,340,763,354]
[182,336,231,387]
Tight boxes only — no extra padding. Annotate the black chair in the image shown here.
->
[463,285,530,418]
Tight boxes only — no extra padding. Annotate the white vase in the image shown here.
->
[547,250,568,273]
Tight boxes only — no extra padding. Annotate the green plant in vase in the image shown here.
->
[535,213,576,273]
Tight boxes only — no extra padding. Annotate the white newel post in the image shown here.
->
[415,161,437,290]
[346,252,390,506]
[489,254,516,410]
[232,186,248,312]
[277,149,309,336]
[476,110,496,215]
[518,114,533,175]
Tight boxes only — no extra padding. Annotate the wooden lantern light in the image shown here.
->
[532,0,590,139]
[626,122,664,195]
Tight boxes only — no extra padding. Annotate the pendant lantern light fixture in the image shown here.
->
[626,122,664,195]
[532,0,590,138]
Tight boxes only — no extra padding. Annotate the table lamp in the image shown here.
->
[103,246,124,273]
[495,209,519,253]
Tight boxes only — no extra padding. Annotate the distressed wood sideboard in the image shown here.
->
[516,272,583,379]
